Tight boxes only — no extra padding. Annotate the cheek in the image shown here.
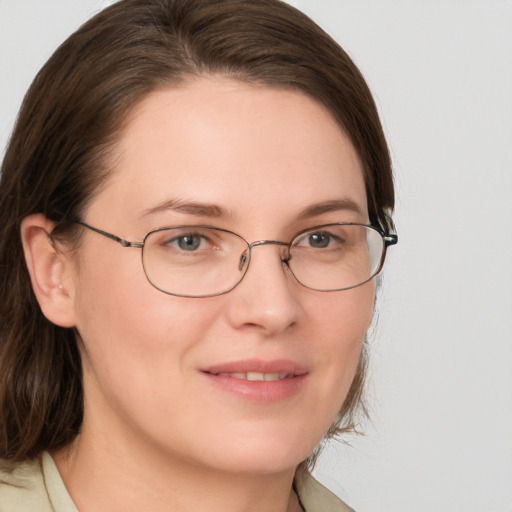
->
[304,283,374,423]
[71,248,219,393]
[310,281,373,358]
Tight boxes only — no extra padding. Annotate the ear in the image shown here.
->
[21,213,77,328]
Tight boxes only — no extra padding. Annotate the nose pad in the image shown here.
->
[238,250,249,272]
[280,246,292,267]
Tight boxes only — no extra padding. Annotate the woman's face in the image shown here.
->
[67,77,374,475]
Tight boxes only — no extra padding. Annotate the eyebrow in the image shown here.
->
[140,199,230,219]
[297,199,365,219]
[140,197,364,222]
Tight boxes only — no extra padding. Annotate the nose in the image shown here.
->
[224,243,302,335]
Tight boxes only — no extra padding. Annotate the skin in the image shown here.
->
[22,77,375,512]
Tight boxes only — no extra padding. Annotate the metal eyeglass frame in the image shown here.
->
[71,219,398,297]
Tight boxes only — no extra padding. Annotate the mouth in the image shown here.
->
[201,360,308,402]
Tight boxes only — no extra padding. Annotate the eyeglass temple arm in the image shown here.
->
[72,220,143,248]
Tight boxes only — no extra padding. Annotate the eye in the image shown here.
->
[167,232,210,251]
[146,227,237,259]
[294,230,340,249]
[173,234,203,251]
[306,231,332,248]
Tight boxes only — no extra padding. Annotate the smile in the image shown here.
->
[201,360,308,403]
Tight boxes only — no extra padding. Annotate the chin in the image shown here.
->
[195,427,318,476]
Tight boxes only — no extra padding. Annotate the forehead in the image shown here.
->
[89,77,367,229]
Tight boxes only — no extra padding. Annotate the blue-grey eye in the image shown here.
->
[176,235,202,251]
[307,232,331,248]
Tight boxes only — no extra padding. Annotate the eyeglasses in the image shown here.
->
[72,220,397,298]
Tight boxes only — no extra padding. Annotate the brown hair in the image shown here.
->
[0,0,394,466]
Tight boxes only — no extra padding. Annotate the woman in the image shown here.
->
[0,0,396,510]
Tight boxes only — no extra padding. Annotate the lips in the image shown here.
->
[201,359,308,402]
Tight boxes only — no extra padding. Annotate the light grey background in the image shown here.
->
[1,1,511,511]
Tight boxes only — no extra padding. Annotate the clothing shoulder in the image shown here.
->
[0,455,52,511]
[0,452,77,512]
[297,471,355,512]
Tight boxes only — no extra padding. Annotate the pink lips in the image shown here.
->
[201,359,308,403]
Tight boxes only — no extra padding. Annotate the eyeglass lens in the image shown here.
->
[141,224,385,297]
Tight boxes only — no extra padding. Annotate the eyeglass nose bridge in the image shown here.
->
[238,239,291,272]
